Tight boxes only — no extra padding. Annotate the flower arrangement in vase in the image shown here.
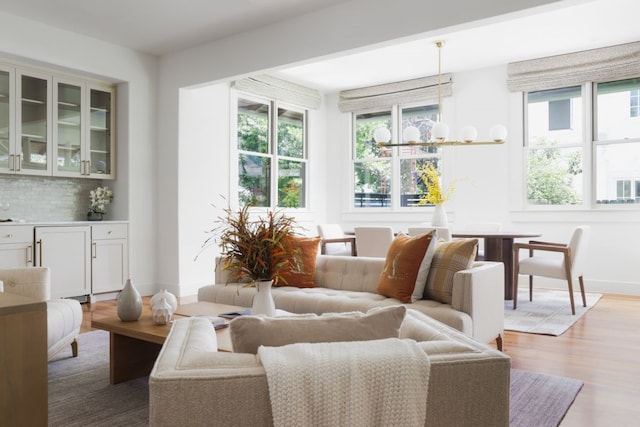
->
[87,185,113,221]
[417,163,455,226]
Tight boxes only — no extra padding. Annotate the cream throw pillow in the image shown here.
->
[230,305,406,354]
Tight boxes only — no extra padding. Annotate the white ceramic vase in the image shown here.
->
[151,297,173,325]
[431,204,448,227]
[150,289,178,312]
[117,279,142,322]
[252,280,276,316]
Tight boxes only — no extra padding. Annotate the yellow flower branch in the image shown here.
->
[417,164,455,205]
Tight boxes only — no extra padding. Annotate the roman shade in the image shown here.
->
[338,74,453,112]
[507,41,640,92]
[233,75,321,109]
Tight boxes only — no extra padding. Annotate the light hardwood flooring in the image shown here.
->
[82,293,640,426]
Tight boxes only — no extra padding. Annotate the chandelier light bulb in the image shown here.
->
[373,126,391,144]
[489,124,508,142]
[432,122,450,142]
[460,126,478,143]
[403,126,421,143]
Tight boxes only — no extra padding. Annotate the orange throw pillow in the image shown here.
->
[276,236,321,288]
[376,232,435,303]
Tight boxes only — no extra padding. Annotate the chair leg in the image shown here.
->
[513,259,520,310]
[563,255,576,315]
[71,339,78,357]
[579,275,587,307]
[496,334,503,352]
[529,275,533,301]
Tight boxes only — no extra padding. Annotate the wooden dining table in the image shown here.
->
[451,231,542,300]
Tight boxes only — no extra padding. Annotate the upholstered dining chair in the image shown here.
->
[407,226,452,242]
[512,226,591,315]
[353,226,395,257]
[317,224,356,256]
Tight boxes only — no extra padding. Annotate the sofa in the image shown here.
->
[198,253,505,349]
[149,309,511,427]
[0,267,83,360]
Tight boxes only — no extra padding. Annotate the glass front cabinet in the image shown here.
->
[0,61,115,179]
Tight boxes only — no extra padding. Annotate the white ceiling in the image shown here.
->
[0,0,638,92]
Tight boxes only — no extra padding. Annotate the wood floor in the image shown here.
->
[82,293,640,426]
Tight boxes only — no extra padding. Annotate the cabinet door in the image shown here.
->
[92,238,128,294]
[53,78,86,177]
[0,65,15,173]
[16,70,52,176]
[35,226,91,298]
[87,84,115,179]
[0,226,34,268]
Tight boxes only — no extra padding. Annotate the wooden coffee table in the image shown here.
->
[91,301,244,384]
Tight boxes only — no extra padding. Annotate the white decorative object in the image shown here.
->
[252,280,276,316]
[151,297,173,325]
[431,204,448,227]
[117,279,142,322]
[150,289,178,313]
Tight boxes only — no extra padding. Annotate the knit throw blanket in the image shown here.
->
[258,338,430,427]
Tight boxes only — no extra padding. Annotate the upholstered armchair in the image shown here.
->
[0,267,83,360]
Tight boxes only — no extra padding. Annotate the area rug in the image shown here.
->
[504,288,602,336]
[49,330,582,427]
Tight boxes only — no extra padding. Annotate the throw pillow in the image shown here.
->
[275,236,321,288]
[376,232,436,303]
[230,305,406,354]
[424,238,478,304]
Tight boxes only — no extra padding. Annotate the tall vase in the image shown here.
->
[431,204,448,227]
[252,280,276,317]
[117,279,142,321]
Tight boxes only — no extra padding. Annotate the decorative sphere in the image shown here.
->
[460,126,478,143]
[373,127,391,144]
[432,122,450,142]
[490,125,508,142]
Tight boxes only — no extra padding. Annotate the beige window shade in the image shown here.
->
[508,41,640,92]
[338,74,453,113]
[233,75,321,109]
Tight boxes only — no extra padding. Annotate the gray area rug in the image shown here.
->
[504,288,602,335]
[49,330,582,427]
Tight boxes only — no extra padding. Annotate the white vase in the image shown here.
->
[151,297,173,325]
[431,204,448,227]
[117,279,142,322]
[252,280,276,316]
[150,289,178,312]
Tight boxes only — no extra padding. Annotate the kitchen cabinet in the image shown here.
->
[0,60,116,179]
[91,223,128,294]
[53,79,115,179]
[0,225,34,268]
[35,225,91,299]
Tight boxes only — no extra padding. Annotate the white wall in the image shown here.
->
[0,12,159,296]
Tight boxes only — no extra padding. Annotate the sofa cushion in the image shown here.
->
[424,239,478,304]
[230,305,406,354]
[275,236,321,288]
[376,232,436,303]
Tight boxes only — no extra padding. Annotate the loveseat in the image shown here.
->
[149,308,511,427]
[198,251,505,349]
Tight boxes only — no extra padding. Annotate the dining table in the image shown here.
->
[451,231,542,300]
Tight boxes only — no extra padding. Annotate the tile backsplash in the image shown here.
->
[0,175,104,222]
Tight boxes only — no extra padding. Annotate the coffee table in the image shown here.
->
[91,301,244,384]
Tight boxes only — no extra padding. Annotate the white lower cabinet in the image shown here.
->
[35,225,91,299]
[91,223,128,294]
[0,225,34,268]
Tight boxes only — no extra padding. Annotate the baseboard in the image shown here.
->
[515,275,640,296]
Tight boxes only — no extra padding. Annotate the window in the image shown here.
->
[595,78,640,205]
[525,87,584,206]
[524,77,640,207]
[236,96,307,208]
[631,89,639,118]
[353,103,442,209]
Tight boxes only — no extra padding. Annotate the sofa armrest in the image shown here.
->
[450,261,504,343]
[0,267,51,301]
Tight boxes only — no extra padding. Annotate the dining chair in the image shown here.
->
[512,226,591,315]
[407,226,452,242]
[353,226,395,257]
[317,224,356,256]
[465,222,502,260]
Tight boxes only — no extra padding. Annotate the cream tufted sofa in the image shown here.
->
[198,255,505,349]
[0,267,83,360]
[149,309,511,427]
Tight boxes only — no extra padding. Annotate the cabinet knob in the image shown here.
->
[108,230,112,234]
[5,234,12,238]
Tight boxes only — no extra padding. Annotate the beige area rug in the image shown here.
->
[49,330,582,427]
[505,288,602,336]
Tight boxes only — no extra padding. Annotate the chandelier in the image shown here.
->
[374,41,507,147]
